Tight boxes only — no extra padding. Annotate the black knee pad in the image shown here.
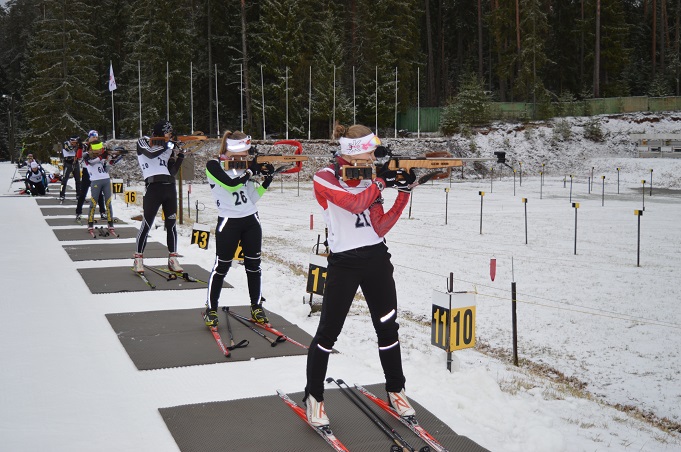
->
[244,257,261,272]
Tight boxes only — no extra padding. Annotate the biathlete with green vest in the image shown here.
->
[202,130,275,328]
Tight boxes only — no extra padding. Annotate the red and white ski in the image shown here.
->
[276,390,349,452]
[354,384,449,452]
[203,313,230,357]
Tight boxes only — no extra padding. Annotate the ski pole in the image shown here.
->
[221,307,249,350]
[143,265,177,281]
[326,378,426,452]
[228,310,309,349]
[224,307,285,347]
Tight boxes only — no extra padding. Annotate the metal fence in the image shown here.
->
[397,96,681,133]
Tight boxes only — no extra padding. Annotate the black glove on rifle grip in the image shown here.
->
[248,157,262,175]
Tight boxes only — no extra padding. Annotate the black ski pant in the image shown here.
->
[76,168,105,216]
[60,159,81,199]
[305,242,406,401]
[135,182,178,254]
[206,214,263,311]
[27,180,46,196]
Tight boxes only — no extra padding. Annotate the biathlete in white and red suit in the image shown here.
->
[303,123,418,428]
[202,131,275,328]
[133,120,185,274]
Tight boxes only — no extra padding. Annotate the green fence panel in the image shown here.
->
[397,107,441,133]
[397,96,681,131]
[649,97,681,112]
[622,97,649,112]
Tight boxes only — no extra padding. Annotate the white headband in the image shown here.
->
[227,136,252,152]
[339,133,381,155]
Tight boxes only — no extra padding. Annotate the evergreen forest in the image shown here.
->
[0,0,679,161]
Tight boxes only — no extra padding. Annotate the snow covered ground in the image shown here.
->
[2,113,681,451]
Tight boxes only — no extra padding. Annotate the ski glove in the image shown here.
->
[259,163,275,176]
[248,157,262,175]
[377,163,416,189]
[395,169,417,192]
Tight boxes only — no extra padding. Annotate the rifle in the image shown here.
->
[340,146,508,182]
[222,139,309,174]
[149,134,208,154]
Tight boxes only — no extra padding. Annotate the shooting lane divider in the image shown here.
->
[191,223,211,250]
[431,278,477,372]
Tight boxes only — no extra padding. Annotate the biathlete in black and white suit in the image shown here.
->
[133,120,185,274]
[59,136,82,200]
[202,130,275,328]
[25,161,47,196]
[303,123,418,428]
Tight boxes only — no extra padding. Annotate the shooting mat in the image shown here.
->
[63,241,167,261]
[77,264,223,294]
[41,206,89,216]
[52,226,138,241]
[36,197,77,206]
[45,217,129,227]
[159,384,489,452]
[106,306,310,370]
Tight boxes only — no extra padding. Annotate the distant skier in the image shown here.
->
[25,161,47,196]
[59,135,82,201]
[83,138,116,236]
[75,130,107,222]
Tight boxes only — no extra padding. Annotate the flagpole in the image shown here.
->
[190,61,194,133]
[109,61,116,139]
[240,64,244,131]
[109,60,116,140]
[138,60,142,137]
[215,63,220,136]
[261,65,266,140]
[111,90,115,139]
[166,61,169,121]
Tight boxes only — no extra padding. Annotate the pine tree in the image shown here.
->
[118,0,193,138]
[513,0,552,109]
[250,0,307,138]
[309,2,352,138]
[22,0,103,159]
[440,72,490,134]
[347,0,421,131]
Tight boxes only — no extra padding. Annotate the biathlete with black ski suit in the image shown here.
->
[59,135,82,201]
[304,123,418,428]
[133,120,185,274]
[202,130,275,328]
[25,161,47,196]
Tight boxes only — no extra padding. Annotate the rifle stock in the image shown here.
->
[340,156,497,181]
[223,154,309,171]
[149,135,207,153]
